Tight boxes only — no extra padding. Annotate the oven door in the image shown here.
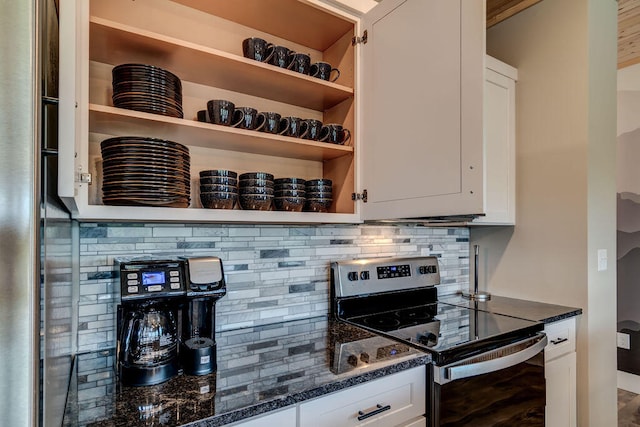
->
[430,333,547,427]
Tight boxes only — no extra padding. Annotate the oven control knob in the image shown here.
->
[360,352,370,363]
[419,265,437,274]
[360,271,370,280]
[347,355,358,367]
[347,272,359,281]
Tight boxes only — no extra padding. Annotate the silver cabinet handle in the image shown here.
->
[357,403,391,421]
[550,337,568,345]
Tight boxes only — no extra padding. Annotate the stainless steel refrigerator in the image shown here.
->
[1,1,75,426]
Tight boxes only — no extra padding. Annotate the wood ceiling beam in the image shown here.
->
[486,0,543,28]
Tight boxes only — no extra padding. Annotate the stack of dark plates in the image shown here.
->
[100,136,190,208]
[274,178,306,212]
[199,170,238,209]
[304,179,333,212]
[239,172,274,210]
[112,64,183,118]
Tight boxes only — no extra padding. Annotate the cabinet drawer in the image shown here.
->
[544,317,576,361]
[299,366,426,427]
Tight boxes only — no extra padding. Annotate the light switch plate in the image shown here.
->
[597,249,607,272]
[618,332,631,350]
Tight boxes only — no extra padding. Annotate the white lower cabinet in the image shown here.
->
[229,366,426,427]
[229,407,297,427]
[544,317,577,427]
[299,366,426,427]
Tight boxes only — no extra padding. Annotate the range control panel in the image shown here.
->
[118,259,186,300]
[332,256,440,298]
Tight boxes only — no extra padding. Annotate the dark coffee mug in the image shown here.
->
[278,116,303,138]
[299,119,323,140]
[233,107,259,130]
[256,112,282,134]
[287,52,311,75]
[310,62,340,82]
[319,124,351,145]
[207,99,237,126]
[242,37,274,63]
[196,110,211,123]
[270,45,293,68]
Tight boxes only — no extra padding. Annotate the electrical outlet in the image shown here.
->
[618,332,631,350]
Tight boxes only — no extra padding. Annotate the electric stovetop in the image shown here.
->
[331,257,543,366]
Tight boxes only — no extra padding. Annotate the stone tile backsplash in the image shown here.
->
[78,223,469,353]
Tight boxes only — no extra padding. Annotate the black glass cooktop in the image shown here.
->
[345,301,543,366]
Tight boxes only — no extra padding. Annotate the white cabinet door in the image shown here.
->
[472,56,517,225]
[299,366,426,427]
[360,0,484,220]
[544,317,577,427]
[229,407,296,427]
[545,351,577,427]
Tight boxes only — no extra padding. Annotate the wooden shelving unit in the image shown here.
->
[89,104,353,162]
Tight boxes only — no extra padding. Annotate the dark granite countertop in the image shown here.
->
[62,316,429,427]
[439,294,582,324]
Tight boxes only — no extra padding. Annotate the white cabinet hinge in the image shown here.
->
[77,172,92,184]
[352,189,368,203]
[352,30,368,46]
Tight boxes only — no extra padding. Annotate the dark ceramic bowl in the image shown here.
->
[274,197,305,212]
[239,193,273,211]
[274,189,306,198]
[274,183,306,192]
[304,198,333,212]
[200,191,237,209]
[239,185,274,195]
[305,178,332,187]
[200,183,238,193]
[239,178,274,188]
[200,176,238,186]
[274,177,306,186]
[239,172,274,181]
[306,190,333,199]
[199,169,237,178]
[305,184,332,193]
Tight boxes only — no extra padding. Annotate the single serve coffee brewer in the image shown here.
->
[116,256,226,386]
[180,256,226,376]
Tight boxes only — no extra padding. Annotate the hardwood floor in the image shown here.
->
[619,389,640,426]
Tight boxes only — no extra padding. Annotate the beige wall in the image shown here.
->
[475,0,618,425]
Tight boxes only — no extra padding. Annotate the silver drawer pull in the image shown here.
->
[357,404,391,421]
[551,337,568,345]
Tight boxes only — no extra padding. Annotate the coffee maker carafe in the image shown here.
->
[181,257,226,376]
[116,259,186,386]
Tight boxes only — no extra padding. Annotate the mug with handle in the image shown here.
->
[232,107,259,130]
[319,124,351,145]
[242,37,274,63]
[310,61,340,83]
[255,111,282,134]
[299,119,323,140]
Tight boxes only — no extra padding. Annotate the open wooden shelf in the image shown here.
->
[77,203,360,224]
[89,17,354,111]
[89,104,354,161]
[169,0,356,52]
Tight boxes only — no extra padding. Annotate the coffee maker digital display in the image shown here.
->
[116,257,226,387]
[142,271,165,285]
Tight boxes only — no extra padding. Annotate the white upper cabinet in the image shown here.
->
[359,0,485,220]
[471,56,517,225]
[58,0,487,224]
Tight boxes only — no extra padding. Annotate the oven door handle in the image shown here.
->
[435,333,547,385]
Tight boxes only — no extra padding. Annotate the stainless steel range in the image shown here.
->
[331,256,547,427]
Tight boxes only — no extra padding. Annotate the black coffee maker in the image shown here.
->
[116,259,186,386]
[180,257,226,375]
